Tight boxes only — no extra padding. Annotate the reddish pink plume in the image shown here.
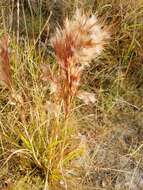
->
[0,34,12,88]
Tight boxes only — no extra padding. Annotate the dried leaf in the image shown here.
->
[11,92,24,106]
[77,91,96,104]
[0,34,12,88]
[40,63,52,82]
[40,64,59,94]
[45,101,60,116]
[49,80,58,94]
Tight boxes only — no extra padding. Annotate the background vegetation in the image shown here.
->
[0,0,143,190]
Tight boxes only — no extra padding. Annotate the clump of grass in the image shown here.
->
[0,8,109,190]
[0,42,84,190]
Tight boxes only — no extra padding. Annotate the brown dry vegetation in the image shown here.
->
[0,0,143,190]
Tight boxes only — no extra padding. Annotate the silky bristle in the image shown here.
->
[51,9,109,68]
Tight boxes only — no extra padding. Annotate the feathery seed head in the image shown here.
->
[50,10,109,116]
[52,9,109,69]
